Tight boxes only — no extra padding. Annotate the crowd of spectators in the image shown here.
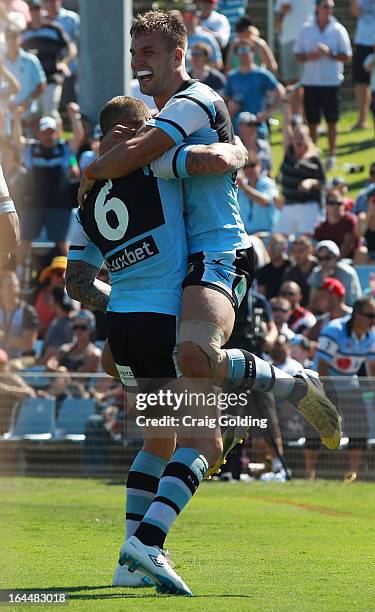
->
[0,0,375,479]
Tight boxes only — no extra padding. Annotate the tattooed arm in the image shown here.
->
[185,136,248,176]
[66,260,111,312]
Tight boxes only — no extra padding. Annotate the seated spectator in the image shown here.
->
[282,235,317,306]
[237,153,280,234]
[269,296,294,340]
[314,188,359,259]
[256,233,292,299]
[188,42,227,94]
[237,112,273,175]
[330,176,355,211]
[269,335,302,375]
[0,270,39,358]
[181,4,223,71]
[306,276,351,341]
[289,334,313,369]
[47,309,101,373]
[21,0,76,115]
[18,115,80,265]
[353,161,375,214]
[275,121,325,236]
[34,255,67,337]
[225,16,278,74]
[0,347,36,435]
[224,37,284,137]
[354,185,375,264]
[279,280,316,334]
[308,240,362,311]
[3,22,46,127]
[39,285,77,361]
[197,0,230,49]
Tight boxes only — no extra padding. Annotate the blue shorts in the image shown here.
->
[20,208,72,242]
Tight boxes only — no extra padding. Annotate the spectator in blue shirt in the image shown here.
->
[237,153,280,234]
[181,4,223,71]
[353,161,375,214]
[224,39,284,136]
[305,297,375,481]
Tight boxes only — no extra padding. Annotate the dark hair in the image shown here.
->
[131,10,187,51]
[99,96,150,136]
[352,296,375,317]
[235,16,254,33]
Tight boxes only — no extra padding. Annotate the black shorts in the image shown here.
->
[182,245,256,310]
[353,44,373,85]
[303,85,340,124]
[107,312,177,390]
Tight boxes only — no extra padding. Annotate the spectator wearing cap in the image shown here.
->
[21,0,76,115]
[0,270,39,358]
[279,280,316,334]
[197,0,230,49]
[46,309,101,373]
[18,115,79,265]
[237,112,273,175]
[314,188,360,259]
[0,347,37,435]
[181,4,223,72]
[353,162,375,214]
[189,42,227,95]
[294,0,352,170]
[282,235,317,307]
[352,0,375,130]
[308,296,375,482]
[34,255,67,337]
[3,22,46,122]
[256,233,292,300]
[224,16,278,74]
[306,276,351,341]
[289,334,313,368]
[308,240,362,312]
[43,0,80,106]
[354,184,375,264]
[330,176,355,211]
[275,121,325,236]
[237,153,280,234]
[270,296,295,340]
[39,285,77,361]
[224,38,284,137]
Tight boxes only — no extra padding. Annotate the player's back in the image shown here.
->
[70,168,187,316]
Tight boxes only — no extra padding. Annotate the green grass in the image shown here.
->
[270,110,374,198]
[1,477,375,610]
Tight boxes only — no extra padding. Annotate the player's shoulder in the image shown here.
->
[172,79,221,103]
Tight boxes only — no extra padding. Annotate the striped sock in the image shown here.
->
[134,448,208,548]
[125,451,168,540]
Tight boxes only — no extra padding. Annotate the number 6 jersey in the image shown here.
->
[68,165,187,316]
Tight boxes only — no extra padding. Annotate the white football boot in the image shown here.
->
[112,562,153,587]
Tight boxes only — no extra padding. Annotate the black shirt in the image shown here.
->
[256,259,292,300]
[21,22,70,84]
[280,148,325,205]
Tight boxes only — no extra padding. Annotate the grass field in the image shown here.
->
[270,110,374,198]
[1,477,375,611]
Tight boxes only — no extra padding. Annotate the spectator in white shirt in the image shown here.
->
[197,0,230,49]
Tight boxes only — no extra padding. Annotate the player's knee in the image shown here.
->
[177,341,211,378]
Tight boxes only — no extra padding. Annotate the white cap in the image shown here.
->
[316,240,340,257]
[39,116,57,132]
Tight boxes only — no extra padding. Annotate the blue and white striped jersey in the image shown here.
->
[146,79,250,254]
[315,315,375,377]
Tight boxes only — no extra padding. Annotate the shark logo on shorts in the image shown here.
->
[213,266,230,282]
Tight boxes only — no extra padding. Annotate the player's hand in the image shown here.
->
[78,173,95,208]
[99,124,136,155]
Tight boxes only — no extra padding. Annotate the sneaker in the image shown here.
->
[112,562,153,587]
[293,370,342,450]
[119,536,193,596]
[206,418,249,478]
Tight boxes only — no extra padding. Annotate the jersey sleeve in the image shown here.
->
[148,144,195,179]
[0,166,16,214]
[315,322,339,364]
[146,94,214,144]
[68,212,104,269]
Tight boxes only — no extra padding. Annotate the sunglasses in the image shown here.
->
[52,269,65,278]
[272,306,289,313]
[318,255,333,261]
[234,46,252,55]
[359,311,375,321]
[73,324,89,331]
[326,200,343,206]
[191,51,206,57]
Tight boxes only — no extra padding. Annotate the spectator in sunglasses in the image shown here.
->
[314,187,359,258]
[47,309,101,373]
[34,255,67,337]
[188,42,227,95]
[279,280,316,334]
[308,240,362,312]
[269,296,294,340]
